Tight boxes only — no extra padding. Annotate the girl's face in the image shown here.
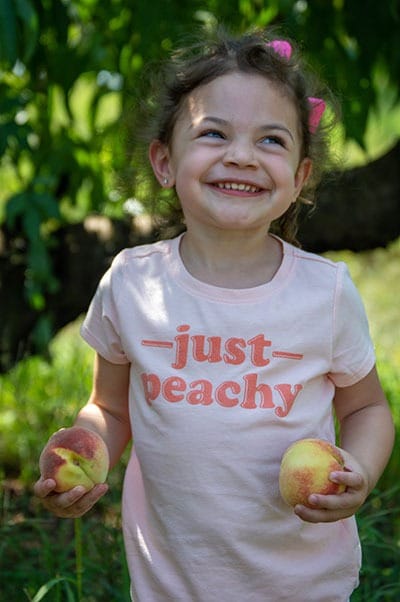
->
[150,72,312,235]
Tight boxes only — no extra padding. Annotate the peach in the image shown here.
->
[39,426,109,493]
[279,438,346,508]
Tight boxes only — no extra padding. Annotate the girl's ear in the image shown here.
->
[148,139,175,187]
[293,157,313,201]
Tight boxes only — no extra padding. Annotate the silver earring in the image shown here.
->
[163,177,169,185]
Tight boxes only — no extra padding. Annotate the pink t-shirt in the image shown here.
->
[81,234,375,602]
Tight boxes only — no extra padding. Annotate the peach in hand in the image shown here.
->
[279,438,346,508]
[39,426,109,493]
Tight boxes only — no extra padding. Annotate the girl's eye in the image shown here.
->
[200,130,225,139]
[261,135,286,147]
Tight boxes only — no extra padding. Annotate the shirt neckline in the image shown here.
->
[167,233,294,303]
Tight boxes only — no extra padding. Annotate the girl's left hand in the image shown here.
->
[293,449,370,523]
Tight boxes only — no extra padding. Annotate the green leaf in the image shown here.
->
[27,240,52,280]
[22,204,41,242]
[5,192,30,228]
[0,0,17,67]
[27,576,76,602]
[6,191,60,230]
[15,0,39,63]
[33,191,61,220]
[0,122,19,154]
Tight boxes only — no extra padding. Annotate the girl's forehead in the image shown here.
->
[190,71,286,100]
[183,72,299,129]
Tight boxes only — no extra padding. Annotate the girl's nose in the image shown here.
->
[222,139,258,168]
[224,140,257,167]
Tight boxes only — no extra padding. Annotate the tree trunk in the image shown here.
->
[298,141,400,252]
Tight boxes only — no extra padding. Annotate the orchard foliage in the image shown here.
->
[0,0,399,352]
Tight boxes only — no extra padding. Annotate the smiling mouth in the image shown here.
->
[215,182,262,193]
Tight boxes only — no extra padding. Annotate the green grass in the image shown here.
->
[1,240,400,600]
[0,507,130,601]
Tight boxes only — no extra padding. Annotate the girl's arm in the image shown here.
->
[295,365,395,523]
[34,353,131,518]
[75,353,132,469]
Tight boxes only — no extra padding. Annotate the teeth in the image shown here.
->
[217,182,260,193]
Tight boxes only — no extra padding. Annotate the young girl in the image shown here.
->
[35,29,394,601]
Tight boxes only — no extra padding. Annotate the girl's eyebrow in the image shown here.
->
[189,116,229,129]
[259,124,295,142]
[191,116,295,142]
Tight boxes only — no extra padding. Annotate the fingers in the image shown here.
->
[293,469,368,524]
[33,477,57,498]
[294,491,356,523]
[34,478,109,519]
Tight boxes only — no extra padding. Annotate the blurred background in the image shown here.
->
[0,1,399,600]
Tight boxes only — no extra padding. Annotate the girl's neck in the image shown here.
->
[179,229,283,289]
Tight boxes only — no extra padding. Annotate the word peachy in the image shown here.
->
[140,324,304,415]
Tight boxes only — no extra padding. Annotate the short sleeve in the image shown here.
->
[80,253,129,365]
[328,263,375,387]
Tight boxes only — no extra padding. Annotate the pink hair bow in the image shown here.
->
[266,40,326,133]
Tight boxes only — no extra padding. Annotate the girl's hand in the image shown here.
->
[293,449,369,523]
[33,477,108,519]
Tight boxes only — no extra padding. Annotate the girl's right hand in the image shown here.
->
[33,477,108,518]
